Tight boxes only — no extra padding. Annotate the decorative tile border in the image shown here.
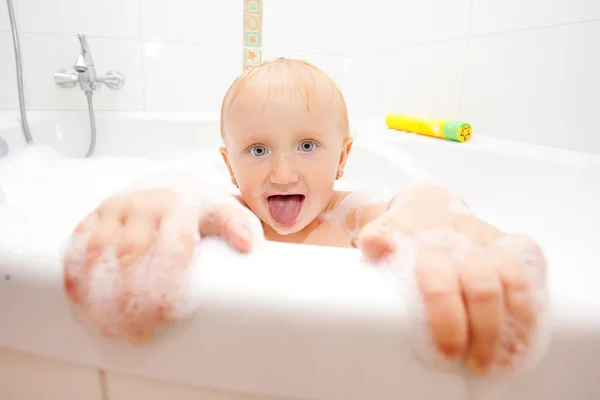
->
[243,0,262,71]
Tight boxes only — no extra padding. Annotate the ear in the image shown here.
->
[336,136,353,178]
[219,146,238,187]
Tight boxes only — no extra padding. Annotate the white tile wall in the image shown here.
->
[142,0,242,46]
[261,0,344,55]
[19,34,144,111]
[461,21,600,153]
[0,0,244,113]
[470,0,600,35]
[15,0,142,39]
[383,40,467,119]
[384,0,472,48]
[0,0,10,31]
[341,51,383,118]
[343,0,386,54]
[339,0,600,153]
[1,0,599,152]
[143,42,242,111]
[0,32,19,110]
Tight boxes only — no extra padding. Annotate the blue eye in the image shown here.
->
[249,145,269,157]
[298,141,317,152]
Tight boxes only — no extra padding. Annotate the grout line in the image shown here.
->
[138,0,144,40]
[344,17,600,57]
[15,109,146,112]
[3,16,600,50]
[4,30,242,48]
[456,0,476,119]
[268,49,344,56]
[465,16,600,40]
[467,0,476,35]
[140,42,146,111]
[456,39,471,120]
[139,0,146,111]
[140,39,241,48]
[378,49,386,114]
[5,31,141,42]
[98,369,109,400]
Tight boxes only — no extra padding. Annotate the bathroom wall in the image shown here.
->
[1,0,599,153]
[0,0,246,113]
[342,0,600,153]
[0,0,344,115]
[261,0,344,86]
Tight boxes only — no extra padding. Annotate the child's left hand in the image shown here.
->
[357,184,548,376]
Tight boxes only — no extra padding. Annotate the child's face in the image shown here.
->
[220,70,352,235]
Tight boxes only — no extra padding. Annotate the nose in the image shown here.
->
[269,153,299,185]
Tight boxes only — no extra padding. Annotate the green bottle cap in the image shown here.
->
[443,120,472,142]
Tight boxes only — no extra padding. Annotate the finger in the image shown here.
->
[63,242,89,304]
[458,250,504,374]
[415,248,468,359]
[117,211,159,266]
[454,215,503,246]
[74,210,100,234]
[493,244,536,333]
[117,189,180,265]
[86,216,122,266]
[496,233,548,287]
[200,205,254,253]
[158,227,196,270]
[65,213,101,304]
[143,216,197,324]
[488,242,538,367]
[357,217,396,261]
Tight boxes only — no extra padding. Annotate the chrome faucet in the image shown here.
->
[73,34,97,90]
[54,33,125,91]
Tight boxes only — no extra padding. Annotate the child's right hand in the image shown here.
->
[62,188,256,343]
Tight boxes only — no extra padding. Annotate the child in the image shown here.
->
[62,59,548,377]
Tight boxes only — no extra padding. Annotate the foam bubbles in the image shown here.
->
[320,190,390,244]
[384,230,550,380]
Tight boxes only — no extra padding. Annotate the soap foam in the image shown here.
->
[0,145,235,215]
[385,229,550,379]
[320,190,391,244]
[60,167,264,343]
[63,229,204,342]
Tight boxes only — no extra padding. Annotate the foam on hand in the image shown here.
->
[61,168,264,343]
[63,222,204,342]
[323,185,550,380]
[320,190,391,245]
[386,229,550,380]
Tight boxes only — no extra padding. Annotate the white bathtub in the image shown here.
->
[0,112,599,400]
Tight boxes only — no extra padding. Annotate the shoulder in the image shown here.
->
[329,190,388,231]
[233,194,249,209]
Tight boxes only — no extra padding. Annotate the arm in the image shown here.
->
[351,183,548,377]
[62,169,263,343]
[343,184,485,248]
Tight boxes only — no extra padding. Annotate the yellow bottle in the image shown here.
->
[385,114,472,143]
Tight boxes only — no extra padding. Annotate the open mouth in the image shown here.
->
[267,194,305,226]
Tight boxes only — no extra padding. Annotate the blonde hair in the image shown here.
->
[220,58,349,139]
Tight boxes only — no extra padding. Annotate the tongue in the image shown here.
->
[268,195,303,225]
